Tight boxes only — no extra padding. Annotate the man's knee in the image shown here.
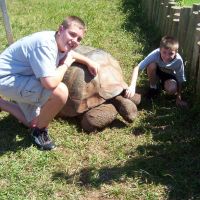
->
[52,83,68,103]
[164,79,177,95]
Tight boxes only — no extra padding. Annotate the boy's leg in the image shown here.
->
[146,63,160,99]
[147,62,159,88]
[156,67,178,95]
[164,79,177,95]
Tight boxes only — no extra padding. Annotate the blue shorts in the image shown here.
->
[156,67,177,89]
[0,75,52,122]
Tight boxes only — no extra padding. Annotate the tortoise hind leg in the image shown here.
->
[81,103,118,132]
[111,95,137,123]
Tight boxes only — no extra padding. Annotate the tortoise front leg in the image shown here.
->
[111,95,138,123]
[81,103,118,132]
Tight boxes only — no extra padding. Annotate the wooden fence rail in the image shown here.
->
[141,0,200,93]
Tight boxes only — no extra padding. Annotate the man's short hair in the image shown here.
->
[61,16,86,31]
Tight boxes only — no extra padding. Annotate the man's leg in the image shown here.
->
[0,97,29,126]
[30,82,68,150]
[32,82,68,129]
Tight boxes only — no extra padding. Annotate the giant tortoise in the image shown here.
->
[58,45,140,132]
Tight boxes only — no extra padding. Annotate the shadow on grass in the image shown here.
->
[107,118,127,129]
[57,115,128,134]
[0,114,31,155]
[52,101,200,199]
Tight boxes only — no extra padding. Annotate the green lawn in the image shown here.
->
[0,0,200,199]
[176,0,200,5]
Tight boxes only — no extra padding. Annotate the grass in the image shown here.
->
[0,0,200,199]
[176,0,200,6]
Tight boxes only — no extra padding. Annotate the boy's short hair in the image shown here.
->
[160,35,179,51]
[61,16,86,31]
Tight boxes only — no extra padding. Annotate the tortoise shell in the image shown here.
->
[61,45,128,117]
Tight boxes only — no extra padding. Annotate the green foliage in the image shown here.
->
[0,0,200,199]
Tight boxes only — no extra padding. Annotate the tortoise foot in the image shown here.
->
[111,95,137,123]
[81,103,118,132]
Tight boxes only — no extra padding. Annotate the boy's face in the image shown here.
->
[160,47,177,63]
[57,22,85,52]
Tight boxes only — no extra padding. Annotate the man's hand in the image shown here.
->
[63,53,75,68]
[87,61,99,76]
[59,53,75,68]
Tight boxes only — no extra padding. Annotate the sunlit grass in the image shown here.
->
[176,0,200,6]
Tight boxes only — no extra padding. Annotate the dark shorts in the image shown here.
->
[156,67,177,89]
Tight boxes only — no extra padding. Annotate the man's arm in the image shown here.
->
[71,51,99,76]
[40,63,69,90]
[40,50,99,90]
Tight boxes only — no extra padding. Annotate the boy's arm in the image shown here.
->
[176,83,188,108]
[175,59,187,107]
[70,50,99,76]
[125,65,139,99]
[124,49,157,99]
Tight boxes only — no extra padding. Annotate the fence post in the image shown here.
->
[170,18,179,38]
[162,1,177,35]
[177,6,191,56]
[190,28,200,79]
[196,41,200,93]
[157,0,164,28]
[167,6,181,36]
[184,11,200,63]
[0,0,14,45]
[192,4,200,12]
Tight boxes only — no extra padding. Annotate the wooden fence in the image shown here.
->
[141,0,200,93]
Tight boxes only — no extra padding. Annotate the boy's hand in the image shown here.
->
[124,85,136,99]
[88,61,99,76]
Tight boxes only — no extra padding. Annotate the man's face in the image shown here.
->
[160,47,176,63]
[57,22,85,52]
